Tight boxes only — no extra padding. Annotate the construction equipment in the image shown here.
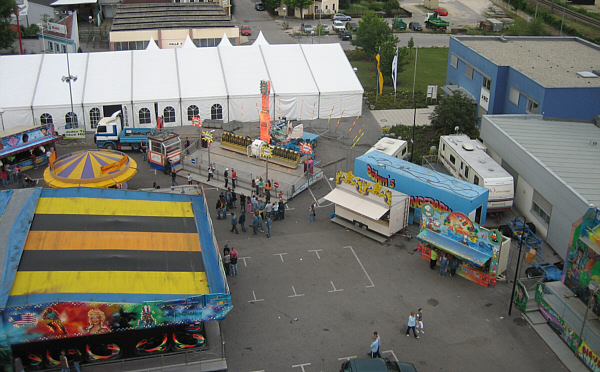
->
[424,12,449,31]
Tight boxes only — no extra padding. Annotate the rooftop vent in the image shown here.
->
[577,71,598,78]
[462,143,474,151]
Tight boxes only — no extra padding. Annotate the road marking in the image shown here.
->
[328,281,344,293]
[288,285,305,297]
[308,249,322,259]
[274,252,288,262]
[344,246,375,288]
[248,290,264,303]
[240,256,250,266]
[382,350,398,361]
[292,363,311,371]
[338,355,357,361]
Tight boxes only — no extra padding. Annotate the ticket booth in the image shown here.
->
[147,131,182,171]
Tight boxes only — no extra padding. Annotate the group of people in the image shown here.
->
[222,245,239,276]
[367,309,424,358]
[0,164,33,188]
[429,249,460,277]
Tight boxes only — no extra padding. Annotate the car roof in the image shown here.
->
[349,358,387,371]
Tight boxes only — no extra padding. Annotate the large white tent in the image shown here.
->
[0,32,363,134]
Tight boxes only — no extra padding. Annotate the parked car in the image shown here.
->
[300,23,314,34]
[409,22,423,31]
[241,25,251,36]
[340,358,417,372]
[255,2,265,10]
[316,24,329,34]
[346,21,359,31]
[332,20,345,33]
[338,29,352,40]
[332,13,352,21]
[434,8,448,16]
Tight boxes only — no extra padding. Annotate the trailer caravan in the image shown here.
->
[365,138,408,159]
[438,135,514,213]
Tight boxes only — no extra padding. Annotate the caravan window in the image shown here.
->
[460,161,463,170]
[465,166,469,178]
[474,175,480,185]
[449,154,456,165]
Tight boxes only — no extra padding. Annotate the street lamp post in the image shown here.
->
[508,216,528,316]
[61,52,78,130]
[88,16,93,43]
[282,6,287,28]
[311,30,314,44]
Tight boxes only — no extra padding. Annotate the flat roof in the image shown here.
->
[454,36,600,88]
[111,3,234,32]
[483,115,600,205]
[441,134,513,180]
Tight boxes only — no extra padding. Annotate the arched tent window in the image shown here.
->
[65,112,78,129]
[89,108,101,128]
[163,106,176,123]
[187,105,199,121]
[40,113,53,125]
[211,104,223,120]
[139,108,151,124]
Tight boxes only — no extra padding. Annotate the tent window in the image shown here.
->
[89,108,101,128]
[40,113,53,125]
[65,112,78,129]
[164,106,176,123]
[211,104,223,120]
[139,108,151,124]
[187,105,199,121]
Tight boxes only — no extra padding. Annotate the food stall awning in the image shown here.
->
[0,136,60,159]
[324,188,388,220]
[416,229,492,266]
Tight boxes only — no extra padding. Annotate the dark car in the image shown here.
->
[340,358,417,372]
[409,22,423,31]
[338,29,352,41]
[255,2,265,10]
[332,13,352,21]
[346,21,359,31]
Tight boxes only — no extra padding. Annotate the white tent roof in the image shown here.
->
[259,44,318,96]
[301,43,363,95]
[32,53,89,108]
[219,44,271,97]
[182,35,196,49]
[132,49,180,102]
[146,37,159,50]
[83,51,132,105]
[0,54,42,109]
[176,48,227,99]
[253,31,269,47]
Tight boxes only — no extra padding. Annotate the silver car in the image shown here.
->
[332,13,352,21]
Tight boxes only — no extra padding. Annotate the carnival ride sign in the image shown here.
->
[335,170,392,206]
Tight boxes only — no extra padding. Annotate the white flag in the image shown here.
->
[391,47,398,93]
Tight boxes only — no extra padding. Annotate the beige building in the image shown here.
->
[109,3,238,51]
[279,0,339,20]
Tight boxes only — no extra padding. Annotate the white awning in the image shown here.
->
[51,0,96,5]
[324,188,389,220]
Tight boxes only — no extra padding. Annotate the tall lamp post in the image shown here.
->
[61,52,78,129]
[508,216,528,316]
[282,6,287,28]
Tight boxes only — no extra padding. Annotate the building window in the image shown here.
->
[508,86,520,105]
[89,108,101,128]
[163,106,176,123]
[65,112,78,129]
[48,41,53,52]
[465,65,474,80]
[482,77,491,90]
[474,175,480,185]
[139,108,151,124]
[449,154,456,165]
[187,105,199,121]
[123,106,129,127]
[532,190,551,225]
[465,166,469,178]
[61,45,66,53]
[450,54,458,68]
[40,113,53,125]
[211,104,223,120]
[526,99,539,114]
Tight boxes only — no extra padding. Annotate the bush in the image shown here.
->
[21,24,39,37]
[364,90,428,110]
[345,48,369,61]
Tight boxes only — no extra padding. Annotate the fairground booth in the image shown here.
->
[416,205,510,287]
[0,124,61,171]
[353,152,489,225]
[529,207,600,371]
[0,187,231,370]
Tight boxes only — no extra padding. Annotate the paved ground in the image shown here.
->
[371,107,436,128]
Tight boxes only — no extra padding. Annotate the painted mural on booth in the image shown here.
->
[336,171,392,205]
[4,294,232,344]
[0,125,55,151]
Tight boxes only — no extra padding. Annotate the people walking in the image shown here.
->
[239,211,247,232]
[223,246,231,276]
[171,169,178,186]
[272,202,279,220]
[416,308,424,334]
[449,255,459,277]
[187,173,193,185]
[240,193,246,212]
[278,198,285,220]
[266,216,272,238]
[224,168,229,188]
[232,169,237,188]
[308,201,316,223]
[59,350,69,372]
[230,212,239,234]
[258,211,265,233]
[230,247,238,276]
[406,312,419,338]
[0,168,7,188]
[216,196,224,220]
[369,332,381,358]
[430,249,438,270]
[252,213,259,235]
[207,164,215,182]
[440,253,449,276]
[258,177,264,196]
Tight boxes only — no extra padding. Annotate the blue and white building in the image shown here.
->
[445,36,600,121]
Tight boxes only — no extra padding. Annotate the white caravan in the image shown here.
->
[365,137,408,159]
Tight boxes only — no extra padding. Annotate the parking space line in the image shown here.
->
[344,246,375,288]
[292,362,311,371]
[338,355,357,361]
[274,252,288,262]
[240,256,250,266]
[308,249,322,259]
[248,290,264,303]
[382,350,398,361]
[288,285,305,297]
[328,281,344,293]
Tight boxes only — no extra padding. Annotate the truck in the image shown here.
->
[392,17,407,31]
[365,137,408,159]
[424,12,449,31]
[94,111,152,151]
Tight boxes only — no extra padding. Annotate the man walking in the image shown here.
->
[224,168,229,188]
[171,169,178,186]
[239,211,247,232]
[230,212,239,234]
[232,169,237,188]
[266,215,272,238]
[308,201,316,223]
[207,164,215,182]
[252,213,259,235]
[406,312,419,339]
[230,247,238,276]
[369,332,381,358]
[416,308,424,334]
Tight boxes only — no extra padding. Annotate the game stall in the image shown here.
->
[0,124,60,171]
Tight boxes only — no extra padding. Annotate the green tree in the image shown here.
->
[285,0,314,14]
[407,37,414,58]
[353,11,393,57]
[0,0,17,49]
[429,91,479,137]
[263,0,280,12]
